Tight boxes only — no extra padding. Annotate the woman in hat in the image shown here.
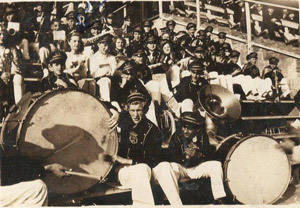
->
[242,52,260,78]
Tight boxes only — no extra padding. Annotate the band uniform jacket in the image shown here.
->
[118,115,162,168]
[242,63,260,78]
[174,76,208,103]
[165,131,214,168]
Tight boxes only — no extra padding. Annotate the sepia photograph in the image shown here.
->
[0,0,300,206]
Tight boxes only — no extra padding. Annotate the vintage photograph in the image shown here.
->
[0,0,300,206]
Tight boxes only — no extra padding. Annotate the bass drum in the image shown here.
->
[217,134,291,204]
[2,89,118,195]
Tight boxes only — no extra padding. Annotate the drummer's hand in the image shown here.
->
[44,164,70,178]
[103,154,118,163]
[277,139,295,154]
[109,109,120,132]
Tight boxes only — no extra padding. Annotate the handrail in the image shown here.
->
[244,0,299,12]
[113,0,134,14]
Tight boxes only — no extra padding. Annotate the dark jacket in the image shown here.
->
[165,131,214,168]
[242,63,260,78]
[118,115,162,168]
[174,76,208,103]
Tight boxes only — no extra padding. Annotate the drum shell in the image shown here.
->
[7,89,118,195]
[217,134,291,204]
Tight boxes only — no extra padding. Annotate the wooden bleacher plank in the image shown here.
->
[184,1,196,8]
[226,8,234,15]
[251,14,263,22]
[205,4,225,14]
[281,19,299,30]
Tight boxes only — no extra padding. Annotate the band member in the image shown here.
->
[242,52,260,78]
[88,33,117,101]
[105,91,162,206]
[42,51,77,90]
[262,57,290,99]
[142,20,158,42]
[0,23,24,105]
[126,26,143,57]
[165,20,177,42]
[173,61,208,104]
[229,50,242,76]
[0,159,68,206]
[153,111,226,205]
[186,22,196,47]
[213,32,228,52]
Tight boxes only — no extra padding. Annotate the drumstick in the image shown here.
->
[65,171,101,180]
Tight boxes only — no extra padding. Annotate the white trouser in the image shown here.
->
[97,77,111,102]
[153,161,226,205]
[118,163,155,206]
[0,179,48,207]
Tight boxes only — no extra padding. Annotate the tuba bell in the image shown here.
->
[197,84,241,146]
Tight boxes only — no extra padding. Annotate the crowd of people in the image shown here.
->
[170,0,299,45]
[0,1,297,206]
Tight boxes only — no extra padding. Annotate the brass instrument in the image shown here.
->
[198,84,241,146]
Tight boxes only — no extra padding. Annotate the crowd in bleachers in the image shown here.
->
[170,0,299,45]
[0,2,299,206]
[0,1,293,121]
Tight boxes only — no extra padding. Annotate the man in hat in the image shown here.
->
[227,50,242,76]
[132,49,152,83]
[145,36,160,71]
[174,60,208,104]
[192,46,206,62]
[65,12,78,34]
[122,15,133,38]
[166,20,177,42]
[205,26,214,45]
[42,51,77,90]
[142,20,158,42]
[102,12,114,32]
[153,111,226,205]
[262,57,290,99]
[242,52,260,78]
[186,22,197,47]
[88,33,117,101]
[213,32,228,53]
[105,91,162,206]
[126,26,143,57]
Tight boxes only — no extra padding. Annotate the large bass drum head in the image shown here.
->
[17,89,118,195]
[225,135,290,204]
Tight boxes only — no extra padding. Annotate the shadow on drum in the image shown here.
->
[20,124,109,195]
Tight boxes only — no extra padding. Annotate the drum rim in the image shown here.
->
[15,88,118,192]
[223,134,291,204]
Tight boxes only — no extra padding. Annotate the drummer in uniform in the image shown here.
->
[105,91,162,206]
[153,111,226,205]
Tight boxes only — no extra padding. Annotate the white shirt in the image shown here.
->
[88,51,117,78]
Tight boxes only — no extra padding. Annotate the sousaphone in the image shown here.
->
[198,84,241,122]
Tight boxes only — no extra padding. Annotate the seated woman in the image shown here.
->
[63,31,89,91]
[158,40,178,73]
